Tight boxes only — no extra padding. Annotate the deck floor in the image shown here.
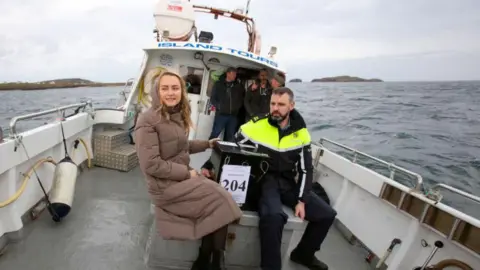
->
[0,152,371,270]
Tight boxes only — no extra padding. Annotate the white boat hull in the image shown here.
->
[312,143,480,269]
[0,113,93,234]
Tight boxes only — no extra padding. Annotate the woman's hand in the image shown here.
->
[201,168,211,178]
[209,138,220,148]
[189,169,198,178]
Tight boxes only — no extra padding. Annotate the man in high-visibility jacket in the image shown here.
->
[234,87,336,270]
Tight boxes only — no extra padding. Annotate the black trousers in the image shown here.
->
[258,175,337,270]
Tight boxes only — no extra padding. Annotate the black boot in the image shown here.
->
[191,248,211,270]
[290,248,328,270]
[211,250,226,270]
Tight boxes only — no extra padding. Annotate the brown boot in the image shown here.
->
[191,248,211,270]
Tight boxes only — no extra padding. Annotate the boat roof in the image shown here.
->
[144,41,286,73]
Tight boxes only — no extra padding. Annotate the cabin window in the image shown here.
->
[179,65,204,95]
[204,68,266,97]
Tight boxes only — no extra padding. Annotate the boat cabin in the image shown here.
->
[130,41,286,140]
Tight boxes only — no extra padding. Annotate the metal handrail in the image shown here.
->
[116,78,135,108]
[317,137,424,190]
[9,101,92,137]
[431,183,480,204]
[121,78,135,98]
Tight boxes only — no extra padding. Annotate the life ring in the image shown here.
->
[431,259,473,270]
[416,259,474,270]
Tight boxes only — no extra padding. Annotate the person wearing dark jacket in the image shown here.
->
[209,67,245,141]
[244,69,273,121]
[234,87,336,270]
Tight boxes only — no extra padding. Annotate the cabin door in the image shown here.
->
[187,94,201,139]
[181,65,205,139]
[194,69,222,140]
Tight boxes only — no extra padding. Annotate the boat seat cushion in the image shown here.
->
[150,203,305,230]
[238,206,306,231]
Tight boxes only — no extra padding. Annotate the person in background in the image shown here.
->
[244,69,273,122]
[135,71,242,270]
[209,67,245,141]
[251,72,285,91]
[234,87,336,270]
[201,71,286,177]
[271,72,285,88]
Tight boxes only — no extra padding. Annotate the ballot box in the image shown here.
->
[210,141,269,211]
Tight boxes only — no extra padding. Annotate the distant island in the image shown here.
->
[289,78,302,83]
[311,76,383,83]
[0,78,124,91]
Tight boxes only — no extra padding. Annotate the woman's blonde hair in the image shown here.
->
[154,71,193,133]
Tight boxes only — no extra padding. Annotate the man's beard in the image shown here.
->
[270,112,288,123]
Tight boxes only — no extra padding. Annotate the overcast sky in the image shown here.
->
[1,0,479,82]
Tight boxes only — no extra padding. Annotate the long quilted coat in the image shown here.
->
[135,84,242,240]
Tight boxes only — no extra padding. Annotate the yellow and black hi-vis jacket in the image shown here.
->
[234,109,314,202]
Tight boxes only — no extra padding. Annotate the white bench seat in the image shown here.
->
[144,206,306,270]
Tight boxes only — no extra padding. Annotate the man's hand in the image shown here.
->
[295,201,305,220]
[189,169,198,178]
[209,138,220,148]
[201,168,211,178]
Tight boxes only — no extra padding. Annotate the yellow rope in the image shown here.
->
[0,137,93,208]
[0,158,57,208]
[71,137,92,169]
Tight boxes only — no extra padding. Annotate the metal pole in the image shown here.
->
[420,241,444,270]
[245,0,251,15]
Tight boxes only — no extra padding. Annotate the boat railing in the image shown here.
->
[316,137,424,190]
[431,183,480,205]
[117,78,135,108]
[9,101,93,138]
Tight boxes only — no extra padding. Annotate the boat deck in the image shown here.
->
[0,152,371,270]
